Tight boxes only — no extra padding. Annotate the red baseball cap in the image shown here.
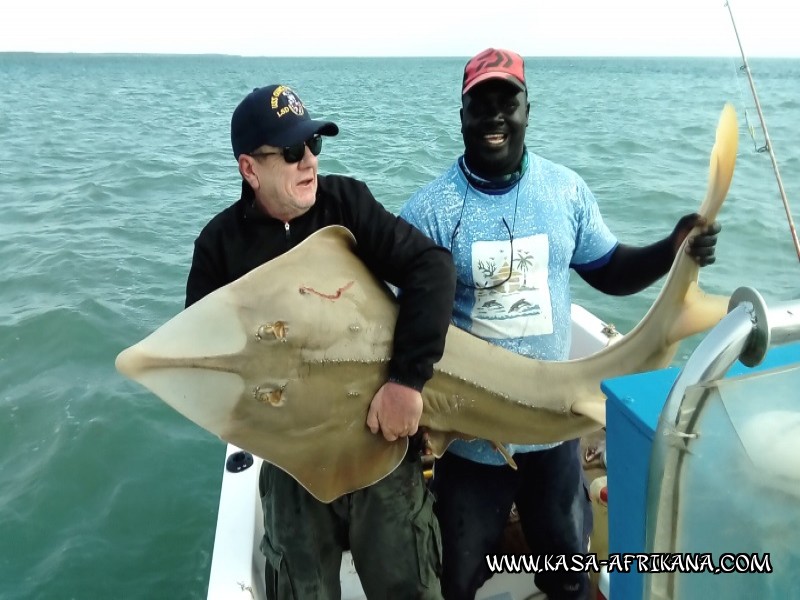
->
[462,48,526,95]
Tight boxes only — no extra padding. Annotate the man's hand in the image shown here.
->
[366,381,423,442]
[670,213,721,267]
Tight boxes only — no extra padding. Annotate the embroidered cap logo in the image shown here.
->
[270,85,306,118]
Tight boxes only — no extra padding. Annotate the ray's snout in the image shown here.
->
[115,345,147,379]
[114,286,249,383]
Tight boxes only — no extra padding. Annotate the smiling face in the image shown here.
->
[460,80,530,178]
[239,144,319,221]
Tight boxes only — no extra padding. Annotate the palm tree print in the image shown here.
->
[514,250,534,288]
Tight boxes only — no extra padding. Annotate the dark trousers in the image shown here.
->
[259,455,443,600]
[431,440,592,600]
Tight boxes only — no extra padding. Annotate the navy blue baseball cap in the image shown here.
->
[230,84,339,159]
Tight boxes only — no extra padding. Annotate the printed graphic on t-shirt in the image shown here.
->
[469,234,553,339]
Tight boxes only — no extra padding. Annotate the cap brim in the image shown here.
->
[270,119,339,147]
[462,72,525,95]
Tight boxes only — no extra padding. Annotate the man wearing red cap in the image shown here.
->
[401,49,720,599]
[187,84,454,599]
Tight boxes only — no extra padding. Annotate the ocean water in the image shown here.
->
[1,54,799,599]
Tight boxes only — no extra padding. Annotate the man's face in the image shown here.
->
[246,143,319,220]
[460,80,529,178]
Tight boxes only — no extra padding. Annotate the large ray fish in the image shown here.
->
[116,104,738,502]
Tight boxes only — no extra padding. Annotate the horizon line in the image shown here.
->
[2,50,799,60]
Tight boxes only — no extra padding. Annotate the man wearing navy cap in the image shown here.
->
[187,84,453,599]
[402,49,721,599]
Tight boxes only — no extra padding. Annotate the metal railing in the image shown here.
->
[644,286,800,599]
[655,287,800,431]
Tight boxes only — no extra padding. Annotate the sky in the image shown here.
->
[2,0,798,58]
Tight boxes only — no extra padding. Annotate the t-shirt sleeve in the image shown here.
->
[400,188,447,247]
[570,180,618,271]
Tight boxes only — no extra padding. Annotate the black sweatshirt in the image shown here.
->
[185,175,456,391]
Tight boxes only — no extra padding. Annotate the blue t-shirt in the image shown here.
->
[401,151,618,465]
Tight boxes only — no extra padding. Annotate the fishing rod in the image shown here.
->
[724,0,800,262]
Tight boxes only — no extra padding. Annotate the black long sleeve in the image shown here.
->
[576,238,674,296]
[184,175,456,390]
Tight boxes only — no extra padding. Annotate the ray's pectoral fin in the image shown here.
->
[571,399,607,427]
[667,283,730,345]
[283,430,409,503]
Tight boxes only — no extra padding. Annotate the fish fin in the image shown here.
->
[667,283,730,345]
[491,442,518,470]
[426,431,462,458]
[697,103,739,222]
[572,400,607,426]
[425,433,519,470]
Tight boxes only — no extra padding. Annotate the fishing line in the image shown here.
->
[724,0,800,262]
[727,55,763,153]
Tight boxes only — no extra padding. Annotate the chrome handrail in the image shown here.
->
[644,286,800,598]
[658,287,800,433]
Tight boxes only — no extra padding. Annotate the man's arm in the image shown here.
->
[578,213,721,296]
[185,234,227,308]
[344,180,456,389]
[364,222,455,441]
[342,179,456,441]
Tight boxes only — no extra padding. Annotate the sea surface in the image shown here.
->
[1,54,799,599]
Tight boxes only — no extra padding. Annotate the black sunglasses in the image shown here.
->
[451,217,515,290]
[250,134,323,164]
[450,181,520,290]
